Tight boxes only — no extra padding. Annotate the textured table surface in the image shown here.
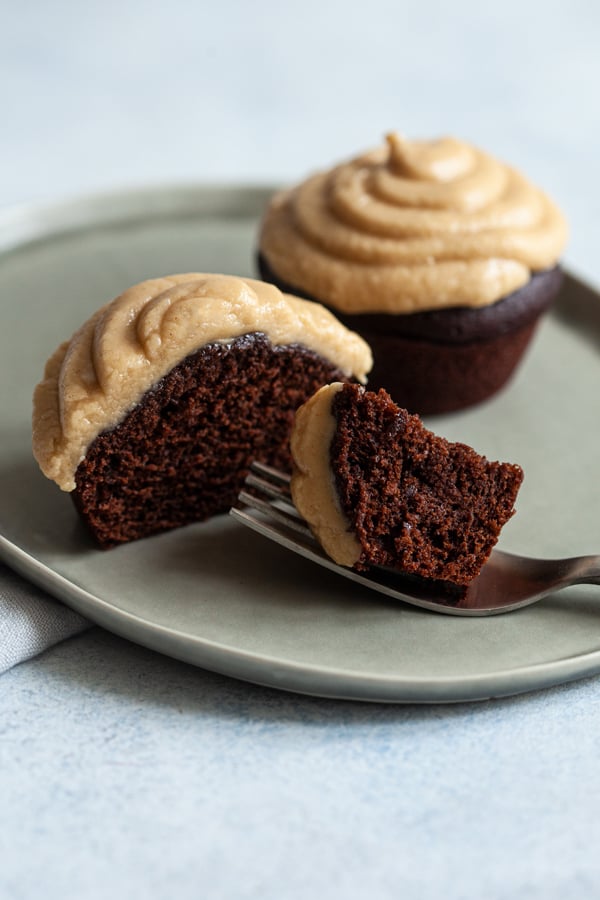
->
[2,1,600,898]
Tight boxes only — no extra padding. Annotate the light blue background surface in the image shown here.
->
[2,2,600,898]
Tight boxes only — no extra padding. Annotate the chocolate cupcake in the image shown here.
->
[32,274,371,547]
[258,133,568,415]
[290,383,523,587]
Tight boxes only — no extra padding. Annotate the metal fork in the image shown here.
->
[230,461,600,616]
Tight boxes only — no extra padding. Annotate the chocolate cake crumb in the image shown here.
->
[330,384,523,586]
[73,333,345,548]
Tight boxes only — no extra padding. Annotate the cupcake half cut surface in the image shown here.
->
[32,274,372,548]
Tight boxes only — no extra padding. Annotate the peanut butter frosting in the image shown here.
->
[33,274,372,492]
[260,132,568,314]
[290,384,361,567]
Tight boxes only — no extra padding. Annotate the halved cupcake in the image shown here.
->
[33,274,371,547]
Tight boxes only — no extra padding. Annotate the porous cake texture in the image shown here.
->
[291,383,523,586]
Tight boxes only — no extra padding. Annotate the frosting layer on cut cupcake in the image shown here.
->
[259,133,568,314]
[33,274,372,491]
[290,384,361,567]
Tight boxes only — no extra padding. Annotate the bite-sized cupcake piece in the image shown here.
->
[290,383,523,587]
[32,274,372,548]
[259,132,568,414]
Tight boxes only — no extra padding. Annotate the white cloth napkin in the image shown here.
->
[0,562,90,674]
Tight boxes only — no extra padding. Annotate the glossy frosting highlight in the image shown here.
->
[33,274,372,491]
[259,132,568,314]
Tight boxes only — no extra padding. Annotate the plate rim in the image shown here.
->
[0,180,278,254]
[4,529,600,704]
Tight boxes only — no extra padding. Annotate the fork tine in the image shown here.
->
[250,460,291,488]
[245,460,304,520]
[244,471,300,514]
[230,505,320,553]
[236,489,314,540]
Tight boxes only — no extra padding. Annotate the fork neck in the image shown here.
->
[573,556,600,585]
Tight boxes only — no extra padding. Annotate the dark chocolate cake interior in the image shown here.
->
[74,333,345,548]
[330,384,523,585]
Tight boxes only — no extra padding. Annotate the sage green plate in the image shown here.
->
[1,185,599,702]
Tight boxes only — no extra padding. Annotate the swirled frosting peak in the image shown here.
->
[33,273,372,491]
[259,132,568,314]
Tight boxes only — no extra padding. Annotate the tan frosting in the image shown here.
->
[33,274,373,492]
[260,132,568,314]
[290,383,361,567]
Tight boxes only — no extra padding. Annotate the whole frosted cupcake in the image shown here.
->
[258,132,568,415]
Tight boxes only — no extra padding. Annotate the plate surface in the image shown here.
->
[1,184,600,703]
